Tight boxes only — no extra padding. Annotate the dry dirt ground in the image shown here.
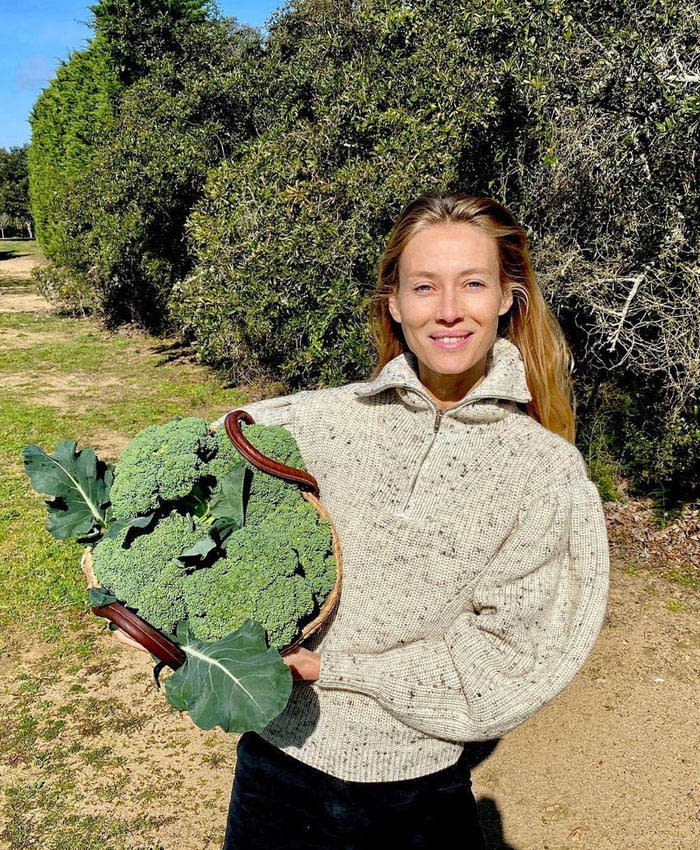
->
[0,253,698,850]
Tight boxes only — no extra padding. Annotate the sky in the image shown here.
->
[0,0,284,149]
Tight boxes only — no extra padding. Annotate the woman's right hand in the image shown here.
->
[113,628,150,654]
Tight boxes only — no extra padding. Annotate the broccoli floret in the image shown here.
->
[109,417,212,518]
[206,423,307,525]
[256,574,316,646]
[91,511,206,636]
[182,558,258,642]
[183,497,335,647]
[275,501,336,604]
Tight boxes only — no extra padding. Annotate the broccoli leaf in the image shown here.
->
[88,586,117,607]
[174,533,218,566]
[179,482,210,518]
[106,513,156,540]
[209,516,240,550]
[173,464,247,565]
[22,440,114,540]
[163,619,292,734]
[209,462,246,526]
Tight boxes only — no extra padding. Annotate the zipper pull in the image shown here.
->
[434,409,444,432]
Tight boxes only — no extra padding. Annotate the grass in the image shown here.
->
[0,238,43,259]
[0,287,255,849]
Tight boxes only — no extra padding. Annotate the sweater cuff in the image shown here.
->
[316,642,464,701]
[316,649,376,691]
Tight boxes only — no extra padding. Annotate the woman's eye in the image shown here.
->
[414,281,483,292]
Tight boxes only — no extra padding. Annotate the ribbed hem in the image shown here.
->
[257,687,466,783]
[261,712,465,783]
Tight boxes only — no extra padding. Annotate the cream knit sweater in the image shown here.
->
[211,336,610,783]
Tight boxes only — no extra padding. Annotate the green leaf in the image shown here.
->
[88,586,117,607]
[163,619,292,734]
[22,440,114,540]
[173,464,247,565]
[106,513,156,539]
[210,515,239,550]
[209,462,246,527]
[179,482,210,518]
[174,533,218,566]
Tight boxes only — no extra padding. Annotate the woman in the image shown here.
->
[117,192,610,849]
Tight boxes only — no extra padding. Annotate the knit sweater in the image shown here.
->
[211,336,610,783]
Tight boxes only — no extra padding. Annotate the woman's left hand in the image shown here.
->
[281,646,321,682]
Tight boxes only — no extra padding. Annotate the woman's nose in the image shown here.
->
[436,289,463,321]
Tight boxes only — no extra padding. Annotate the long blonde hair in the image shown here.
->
[367,192,577,442]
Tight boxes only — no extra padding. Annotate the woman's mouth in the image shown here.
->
[430,334,473,349]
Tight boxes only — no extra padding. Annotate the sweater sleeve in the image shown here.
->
[313,477,610,742]
[210,392,298,433]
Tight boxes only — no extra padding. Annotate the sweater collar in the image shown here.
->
[353,336,532,422]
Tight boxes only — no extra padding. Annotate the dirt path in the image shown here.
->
[0,245,52,312]
[0,248,48,279]
[1,251,698,850]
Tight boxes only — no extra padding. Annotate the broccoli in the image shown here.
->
[108,417,212,518]
[183,501,331,645]
[206,423,307,526]
[87,416,336,649]
[91,511,206,635]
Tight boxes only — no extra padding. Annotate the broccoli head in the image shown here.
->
[183,500,328,645]
[91,511,207,636]
[91,415,336,650]
[109,417,212,518]
[206,423,307,525]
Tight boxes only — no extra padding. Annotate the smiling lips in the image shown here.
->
[430,332,473,349]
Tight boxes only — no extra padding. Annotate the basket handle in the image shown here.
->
[82,548,186,669]
[224,409,320,498]
[94,600,187,669]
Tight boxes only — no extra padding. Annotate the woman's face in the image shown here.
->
[389,221,513,403]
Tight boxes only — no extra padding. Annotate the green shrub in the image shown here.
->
[30,263,102,318]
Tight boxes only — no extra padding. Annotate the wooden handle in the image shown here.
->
[93,601,187,668]
[224,410,320,498]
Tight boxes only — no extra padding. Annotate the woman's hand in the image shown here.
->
[112,628,150,654]
[281,646,321,682]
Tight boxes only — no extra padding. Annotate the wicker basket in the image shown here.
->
[81,409,343,669]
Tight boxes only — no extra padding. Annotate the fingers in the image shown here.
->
[113,628,149,653]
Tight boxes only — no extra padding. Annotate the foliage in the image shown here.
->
[30,263,102,318]
[164,618,292,734]
[176,0,698,408]
[579,382,700,505]
[21,440,114,541]
[89,0,213,86]
[0,145,33,235]
[29,2,265,332]
[27,36,119,264]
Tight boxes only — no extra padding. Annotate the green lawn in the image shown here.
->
[0,238,43,259]
[0,298,282,850]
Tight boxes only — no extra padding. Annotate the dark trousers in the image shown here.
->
[222,731,488,849]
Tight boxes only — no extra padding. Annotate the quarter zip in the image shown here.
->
[397,403,444,516]
[394,387,525,518]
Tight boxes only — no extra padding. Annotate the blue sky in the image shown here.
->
[0,0,284,149]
